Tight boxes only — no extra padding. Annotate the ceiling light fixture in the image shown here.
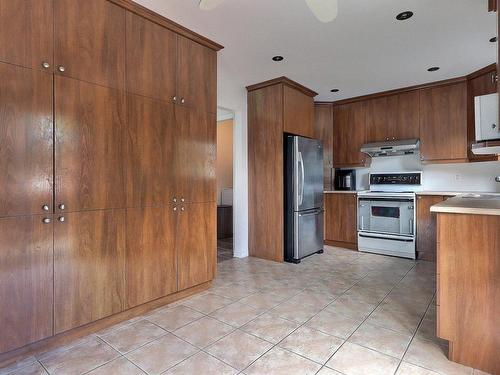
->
[427,66,440,72]
[396,11,414,21]
[330,89,340,93]
[272,56,284,62]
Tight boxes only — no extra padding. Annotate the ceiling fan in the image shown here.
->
[199,0,339,23]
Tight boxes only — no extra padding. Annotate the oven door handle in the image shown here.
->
[359,233,414,242]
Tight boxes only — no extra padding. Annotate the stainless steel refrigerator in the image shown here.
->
[284,135,324,263]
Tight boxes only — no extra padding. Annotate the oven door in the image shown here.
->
[358,197,414,237]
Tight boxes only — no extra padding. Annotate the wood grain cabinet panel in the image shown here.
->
[177,203,216,291]
[55,76,126,212]
[125,12,177,102]
[54,209,126,333]
[416,195,444,261]
[394,91,420,140]
[324,193,357,247]
[284,85,315,138]
[177,36,217,114]
[175,106,216,204]
[54,0,125,90]
[0,215,53,353]
[314,104,334,190]
[419,82,468,163]
[125,207,177,309]
[126,94,176,207]
[0,0,53,71]
[0,64,53,217]
[332,102,368,168]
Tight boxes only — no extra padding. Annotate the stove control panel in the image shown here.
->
[369,172,422,186]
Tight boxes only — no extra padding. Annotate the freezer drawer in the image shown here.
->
[292,209,324,261]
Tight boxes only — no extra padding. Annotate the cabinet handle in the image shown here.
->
[181,206,185,212]
[59,203,65,210]
[41,62,50,69]
[42,218,51,224]
[392,137,396,140]
[173,96,177,102]
[58,216,65,223]
[181,98,185,104]
[173,197,177,203]
[181,198,185,202]
[173,206,178,212]
[42,204,50,211]
[492,124,497,129]
[58,66,66,72]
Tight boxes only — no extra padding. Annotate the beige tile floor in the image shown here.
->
[0,246,491,375]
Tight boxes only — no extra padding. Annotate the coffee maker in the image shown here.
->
[334,169,356,191]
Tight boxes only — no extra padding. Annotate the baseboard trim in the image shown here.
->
[325,240,358,250]
[0,281,212,369]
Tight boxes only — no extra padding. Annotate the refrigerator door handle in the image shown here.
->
[298,209,324,217]
[298,151,305,206]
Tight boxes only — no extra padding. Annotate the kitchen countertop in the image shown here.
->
[430,194,500,216]
[324,190,500,196]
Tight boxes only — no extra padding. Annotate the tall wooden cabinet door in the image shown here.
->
[0,215,53,352]
[0,0,53,71]
[54,209,125,333]
[416,195,444,261]
[54,0,125,90]
[175,106,216,204]
[332,102,367,167]
[419,82,468,163]
[177,203,216,291]
[314,104,334,190]
[125,207,177,309]
[177,36,217,114]
[55,77,126,212]
[126,94,176,207]
[125,12,177,102]
[366,97,392,142]
[0,64,53,217]
[393,91,419,140]
[324,193,357,244]
[283,86,315,138]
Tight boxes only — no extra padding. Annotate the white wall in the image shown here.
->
[217,59,248,258]
[355,154,500,192]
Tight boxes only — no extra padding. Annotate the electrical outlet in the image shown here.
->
[454,174,462,181]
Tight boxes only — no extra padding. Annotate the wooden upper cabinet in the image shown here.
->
[0,64,53,218]
[284,86,315,138]
[175,106,217,203]
[366,91,419,142]
[55,76,126,212]
[0,215,53,352]
[125,207,177,309]
[419,82,468,163]
[54,209,125,333]
[332,102,368,167]
[177,36,217,114]
[126,94,176,207]
[177,203,216,291]
[125,12,177,102]
[314,104,334,190]
[0,0,53,71]
[324,193,357,246]
[467,67,498,162]
[54,0,125,90]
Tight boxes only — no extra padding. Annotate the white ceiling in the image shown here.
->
[133,0,497,101]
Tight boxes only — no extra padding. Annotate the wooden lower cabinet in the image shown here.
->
[125,206,177,309]
[324,193,358,249]
[177,203,216,291]
[0,215,53,353]
[54,209,126,333]
[416,195,445,261]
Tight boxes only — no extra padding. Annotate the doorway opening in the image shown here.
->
[216,107,234,262]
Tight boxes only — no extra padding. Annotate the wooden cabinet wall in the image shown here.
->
[419,82,468,163]
[332,102,368,168]
[0,0,221,355]
[284,85,316,138]
[416,195,446,261]
[314,104,334,190]
[247,78,317,262]
[324,193,358,249]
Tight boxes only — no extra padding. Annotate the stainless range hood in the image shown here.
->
[361,139,420,157]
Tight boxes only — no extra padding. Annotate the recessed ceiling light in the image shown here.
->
[427,66,440,72]
[272,56,284,62]
[396,11,414,21]
[490,37,497,43]
[330,89,340,93]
